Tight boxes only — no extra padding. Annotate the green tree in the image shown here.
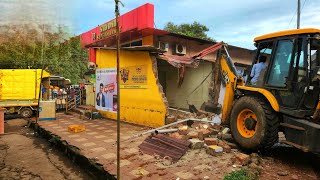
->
[164,21,214,41]
[0,24,88,84]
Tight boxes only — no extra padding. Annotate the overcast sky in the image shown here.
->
[1,0,320,49]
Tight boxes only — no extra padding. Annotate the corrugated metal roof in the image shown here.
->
[138,134,190,161]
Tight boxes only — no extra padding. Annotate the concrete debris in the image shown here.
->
[206,145,223,156]
[178,126,189,135]
[204,138,218,146]
[189,139,204,149]
[232,153,250,165]
[222,127,230,134]
[198,131,204,141]
[187,131,199,139]
[222,145,231,153]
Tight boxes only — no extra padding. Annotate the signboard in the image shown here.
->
[95,68,117,112]
[120,65,148,89]
[80,3,154,47]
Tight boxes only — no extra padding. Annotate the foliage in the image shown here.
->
[224,168,254,180]
[0,24,88,84]
[164,21,214,41]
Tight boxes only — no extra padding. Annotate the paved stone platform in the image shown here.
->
[38,113,235,179]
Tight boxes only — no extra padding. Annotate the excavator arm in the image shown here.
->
[217,46,244,124]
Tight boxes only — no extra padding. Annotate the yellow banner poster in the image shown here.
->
[120,65,147,88]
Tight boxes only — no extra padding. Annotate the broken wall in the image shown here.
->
[158,60,213,110]
[95,49,167,127]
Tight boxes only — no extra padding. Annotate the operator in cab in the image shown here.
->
[250,55,267,85]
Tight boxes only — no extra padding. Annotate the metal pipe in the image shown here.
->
[121,118,215,143]
[154,128,178,134]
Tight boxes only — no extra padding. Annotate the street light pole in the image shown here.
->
[297,0,301,29]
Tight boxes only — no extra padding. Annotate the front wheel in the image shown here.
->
[230,96,279,151]
[20,108,33,118]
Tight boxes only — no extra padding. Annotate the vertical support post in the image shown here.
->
[297,0,300,29]
[74,95,77,107]
[0,108,5,134]
[115,0,122,179]
[66,96,68,113]
[36,24,45,124]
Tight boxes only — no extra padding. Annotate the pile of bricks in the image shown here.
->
[166,109,215,124]
[167,120,238,156]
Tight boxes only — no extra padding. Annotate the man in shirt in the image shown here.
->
[250,55,267,85]
[96,83,106,107]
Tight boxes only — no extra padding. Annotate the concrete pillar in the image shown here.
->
[0,108,5,134]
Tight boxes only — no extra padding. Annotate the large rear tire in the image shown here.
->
[230,96,279,151]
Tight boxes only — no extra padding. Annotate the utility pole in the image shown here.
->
[36,24,45,123]
[297,0,301,29]
[115,0,122,179]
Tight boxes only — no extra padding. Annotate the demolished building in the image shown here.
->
[80,3,253,127]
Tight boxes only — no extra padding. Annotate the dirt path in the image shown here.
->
[0,119,92,180]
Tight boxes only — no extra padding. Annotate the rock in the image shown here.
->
[187,131,198,139]
[291,175,299,180]
[203,176,210,179]
[204,138,218,146]
[233,153,250,165]
[223,145,231,153]
[206,145,223,156]
[222,127,230,134]
[189,139,204,149]
[277,171,289,176]
[178,126,189,135]
[249,153,262,165]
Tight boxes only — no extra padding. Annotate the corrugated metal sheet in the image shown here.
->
[138,134,190,161]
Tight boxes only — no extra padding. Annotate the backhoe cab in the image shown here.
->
[221,28,320,153]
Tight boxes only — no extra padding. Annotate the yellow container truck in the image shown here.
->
[0,69,50,118]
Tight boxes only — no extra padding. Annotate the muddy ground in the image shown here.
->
[2,116,320,180]
[0,117,92,180]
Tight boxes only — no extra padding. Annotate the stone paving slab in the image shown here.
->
[38,113,235,179]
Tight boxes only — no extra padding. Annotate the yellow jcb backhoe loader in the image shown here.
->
[220,28,320,152]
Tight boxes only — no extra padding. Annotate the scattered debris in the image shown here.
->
[204,138,218,146]
[139,134,191,161]
[206,145,223,156]
[232,153,250,165]
[68,125,86,133]
[291,174,299,180]
[222,127,230,134]
[189,139,204,149]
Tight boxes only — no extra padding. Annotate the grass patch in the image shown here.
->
[224,168,254,180]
